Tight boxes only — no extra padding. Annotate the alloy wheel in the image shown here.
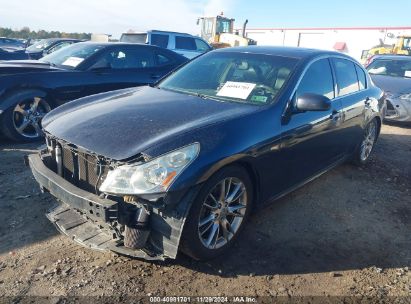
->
[360,120,377,161]
[12,97,51,139]
[197,177,248,250]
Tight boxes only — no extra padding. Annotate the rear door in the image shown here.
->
[331,58,367,152]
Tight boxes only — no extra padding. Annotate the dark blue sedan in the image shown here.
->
[28,46,385,261]
[0,42,188,141]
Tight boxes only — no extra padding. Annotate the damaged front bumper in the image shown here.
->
[385,97,411,122]
[27,152,199,260]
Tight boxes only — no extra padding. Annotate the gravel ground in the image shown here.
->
[0,123,410,302]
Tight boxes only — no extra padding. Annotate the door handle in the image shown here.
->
[151,74,161,79]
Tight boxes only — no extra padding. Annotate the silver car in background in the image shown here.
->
[367,55,411,122]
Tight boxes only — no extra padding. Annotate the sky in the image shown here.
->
[0,0,410,38]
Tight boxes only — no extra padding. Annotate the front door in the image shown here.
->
[259,58,346,201]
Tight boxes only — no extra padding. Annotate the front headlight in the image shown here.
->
[99,143,200,195]
[399,93,411,102]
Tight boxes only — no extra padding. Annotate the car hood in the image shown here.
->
[0,60,60,75]
[371,74,411,96]
[43,86,260,160]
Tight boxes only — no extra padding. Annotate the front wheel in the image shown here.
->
[180,165,253,260]
[1,97,51,142]
[352,118,378,165]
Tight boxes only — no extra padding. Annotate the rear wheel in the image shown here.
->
[353,118,378,165]
[180,165,253,260]
[1,97,51,142]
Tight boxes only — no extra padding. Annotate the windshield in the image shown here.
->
[26,39,54,52]
[40,43,104,69]
[367,59,411,78]
[216,19,231,34]
[159,52,298,105]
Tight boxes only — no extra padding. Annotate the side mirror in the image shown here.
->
[295,93,331,112]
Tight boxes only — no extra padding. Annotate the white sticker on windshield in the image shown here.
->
[368,67,386,74]
[62,57,84,67]
[405,71,411,77]
[217,81,256,100]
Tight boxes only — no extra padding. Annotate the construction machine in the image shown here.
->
[371,36,411,55]
[363,36,411,63]
[392,36,411,55]
[197,13,256,48]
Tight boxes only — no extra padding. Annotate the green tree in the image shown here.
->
[0,27,91,40]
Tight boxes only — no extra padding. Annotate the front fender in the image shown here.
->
[0,88,48,113]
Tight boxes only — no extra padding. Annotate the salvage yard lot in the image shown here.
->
[0,123,410,298]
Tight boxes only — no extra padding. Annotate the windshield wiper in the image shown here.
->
[159,87,218,101]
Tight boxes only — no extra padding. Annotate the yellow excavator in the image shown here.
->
[363,36,411,64]
[392,36,411,55]
[370,36,411,55]
[197,13,257,48]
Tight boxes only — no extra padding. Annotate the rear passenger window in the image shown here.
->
[175,36,196,50]
[151,34,169,48]
[333,58,359,96]
[296,58,334,99]
[355,64,367,90]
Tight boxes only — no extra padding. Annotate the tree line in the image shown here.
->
[0,26,91,40]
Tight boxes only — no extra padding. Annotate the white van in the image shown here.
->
[120,30,212,59]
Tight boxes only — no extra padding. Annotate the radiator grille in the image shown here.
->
[56,145,108,194]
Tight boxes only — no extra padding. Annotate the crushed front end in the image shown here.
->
[27,134,198,260]
[384,93,411,122]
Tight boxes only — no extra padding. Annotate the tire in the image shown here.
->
[1,96,51,142]
[352,118,379,166]
[180,165,253,261]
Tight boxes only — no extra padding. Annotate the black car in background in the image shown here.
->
[0,38,81,61]
[25,38,82,60]
[0,42,188,141]
[0,47,28,60]
[0,37,26,49]
[28,47,385,261]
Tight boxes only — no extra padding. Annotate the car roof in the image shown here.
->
[124,30,195,37]
[76,41,165,48]
[372,54,411,61]
[215,46,354,60]
[42,38,82,42]
[74,41,187,56]
[149,30,194,36]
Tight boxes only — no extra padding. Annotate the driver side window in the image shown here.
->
[296,58,335,99]
[92,48,155,70]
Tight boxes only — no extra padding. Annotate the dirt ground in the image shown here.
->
[0,123,410,302]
